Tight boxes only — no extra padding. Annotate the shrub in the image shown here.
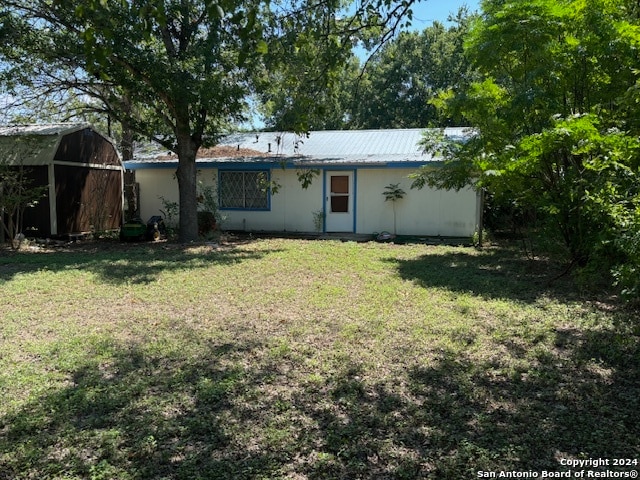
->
[197,211,217,237]
[612,217,640,303]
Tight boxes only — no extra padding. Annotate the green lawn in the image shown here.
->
[0,238,638,479]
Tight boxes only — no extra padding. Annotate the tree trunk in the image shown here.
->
[175,131,200,243]
[120,121,134,162]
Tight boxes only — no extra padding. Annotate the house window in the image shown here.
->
[219,170,270,210]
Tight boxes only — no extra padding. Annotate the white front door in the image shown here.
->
[325,171,354,232]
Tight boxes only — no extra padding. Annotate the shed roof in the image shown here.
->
[0,123,118,167]
[0,123,89,137]
[128,128,472,168]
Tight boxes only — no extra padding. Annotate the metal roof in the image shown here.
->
[0,127,66,166]
[0,123,89,137]
[223,129,430,156]
[0,123,118,167]
[128,128,472,167]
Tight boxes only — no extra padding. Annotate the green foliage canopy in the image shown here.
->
[263,7,477,130]
[350,8,476,129]
[411,0,640,296]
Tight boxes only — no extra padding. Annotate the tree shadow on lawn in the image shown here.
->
[1,325,637,479]
[294,327,639,479]
[0,240,281,286]
[387,245,599,304]
[0,338,287,480]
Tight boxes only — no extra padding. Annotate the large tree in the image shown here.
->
[1,0,417,242]
[412,0,640,293]
[262,7,476,130]
[349,8,476,129]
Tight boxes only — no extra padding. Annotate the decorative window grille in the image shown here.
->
[219,171,269,209]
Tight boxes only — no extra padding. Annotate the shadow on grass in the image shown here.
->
[386,245,586,304]
[0,240,281,285]
[294,327,639,479]
[1,324,638,479]
[0,338,284,480]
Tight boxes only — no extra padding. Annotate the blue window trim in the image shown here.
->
[218,169,272,211]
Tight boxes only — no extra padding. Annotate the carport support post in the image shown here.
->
[48,163,57,236]
[0,182,4,244]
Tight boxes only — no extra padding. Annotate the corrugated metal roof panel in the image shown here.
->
[0,123,88,137]
[220,129,428,157]
[0,134,61,166]
[130,128,472,166]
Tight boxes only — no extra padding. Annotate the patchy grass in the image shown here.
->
[0,238,638,479]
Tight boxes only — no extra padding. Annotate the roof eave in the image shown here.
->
[124,157,443,170]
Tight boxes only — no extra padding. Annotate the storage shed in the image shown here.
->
[126,128,480,238]
[0,124,124,237]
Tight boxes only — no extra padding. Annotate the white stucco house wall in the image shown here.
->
[124,128,480,237]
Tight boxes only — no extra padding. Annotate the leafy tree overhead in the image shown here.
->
[260,55,363,131]
[412,0,640,297]
[351,8,476,129]
[1,0,419,242]
[262,7,476,131]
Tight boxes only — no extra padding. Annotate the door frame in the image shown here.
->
[323,169,356,233]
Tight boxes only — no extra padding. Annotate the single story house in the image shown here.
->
[125,128,480,237]
[0,124,124,237]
